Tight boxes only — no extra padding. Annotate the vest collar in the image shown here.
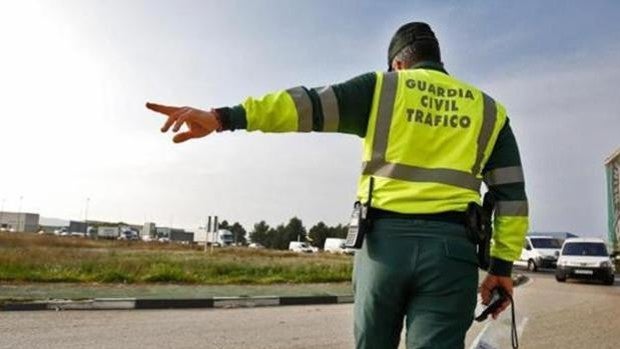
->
[410,61,448,75]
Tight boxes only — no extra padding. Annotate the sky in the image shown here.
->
[0,0,619,236]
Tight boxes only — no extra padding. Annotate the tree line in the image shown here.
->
[217,217,348,250]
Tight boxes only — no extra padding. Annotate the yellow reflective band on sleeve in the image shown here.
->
[483,166,524,186]
[317,86,340,132]
[491,215,529,262]
[286,87,313,132]
[495,200,529,216]
[243,90,299,132]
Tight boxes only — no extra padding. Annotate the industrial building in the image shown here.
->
[0,211,40,232]
[605,148,620,251]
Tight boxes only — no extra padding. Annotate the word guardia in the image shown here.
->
[404,79,475,129]
[405,79,475,100]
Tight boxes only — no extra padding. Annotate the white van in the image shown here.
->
[516,236,562,272]
[555,238,615,285]
[324,238,354,255]
[288,241,314,253]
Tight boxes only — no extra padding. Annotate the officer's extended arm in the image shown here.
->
[482,119,529,277]
[214,72,377,136]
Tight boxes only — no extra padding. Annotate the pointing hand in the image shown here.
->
[146,102,221,143]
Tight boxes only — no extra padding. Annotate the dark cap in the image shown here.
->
[388,22,438,70]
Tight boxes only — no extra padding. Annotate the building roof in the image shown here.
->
[529,232,578,239]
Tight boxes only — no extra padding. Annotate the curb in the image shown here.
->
[1,295,353,312]
[512,273,528,287]
[1,275,529,312]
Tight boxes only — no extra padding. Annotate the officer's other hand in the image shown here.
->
[479,274,513,319]
[146,102,221,143]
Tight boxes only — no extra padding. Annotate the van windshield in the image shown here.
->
[530,238,562,249]
[562,242,608,256]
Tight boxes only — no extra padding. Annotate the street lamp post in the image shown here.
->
[17,196,23,232]
[0,198,5,230]
[85,197,90,236]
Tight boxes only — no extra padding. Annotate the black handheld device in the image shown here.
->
[475,287,519,349]
[475,287,508,322]
[345,177,374,249]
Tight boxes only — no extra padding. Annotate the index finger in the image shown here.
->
[146,102,181,116]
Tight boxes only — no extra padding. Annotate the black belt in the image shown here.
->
[369,208,466,225]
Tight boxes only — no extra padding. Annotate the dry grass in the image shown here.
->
[0,232,353,284]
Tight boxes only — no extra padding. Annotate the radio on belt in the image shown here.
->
[345,177,374,249]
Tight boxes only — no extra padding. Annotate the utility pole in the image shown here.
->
[204,216,211,253]
[17,196,23,232]
[0,198,5,229]
[84,197,90,236]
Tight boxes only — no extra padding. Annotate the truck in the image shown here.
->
[196,228,234,246]
[68,221,87,235]
[212,229,234,246]
[98,226,120,239]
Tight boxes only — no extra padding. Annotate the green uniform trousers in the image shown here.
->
[353,218,479,349]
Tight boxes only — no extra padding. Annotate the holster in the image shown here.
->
[465,193,495,270]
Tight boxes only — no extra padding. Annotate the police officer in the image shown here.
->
[147,22,528,349]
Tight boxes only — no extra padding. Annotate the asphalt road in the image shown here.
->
[1,271,618,349]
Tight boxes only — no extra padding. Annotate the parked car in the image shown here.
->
[516,236,563,272]
[555,238,616,285]
[288,241,315,253]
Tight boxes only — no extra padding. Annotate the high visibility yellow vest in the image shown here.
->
[358,69,507,213]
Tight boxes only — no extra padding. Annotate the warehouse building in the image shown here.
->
[605,148,620,251]
[0,211,40,232]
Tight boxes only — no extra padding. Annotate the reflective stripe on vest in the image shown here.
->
[472,93,498,175]
[286,87,313,132]
[361,72,499,192]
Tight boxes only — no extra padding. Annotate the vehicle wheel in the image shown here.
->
[555,273,566,282]
[603,275,615,286]
[527,259,538,272]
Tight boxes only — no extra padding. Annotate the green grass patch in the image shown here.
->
[0,232,353,285]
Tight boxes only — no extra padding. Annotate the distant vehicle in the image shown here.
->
[288,241,314,253]
[516,236,563,272]
[68,221,87,236]
[118,229,140,241]
[157,237,170,243]
[98,226,120,240]
[248,243,264,249]
[54,227,70,236]
[555,238,616,285]
[324,238,354,255]
[208,229,234,246]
